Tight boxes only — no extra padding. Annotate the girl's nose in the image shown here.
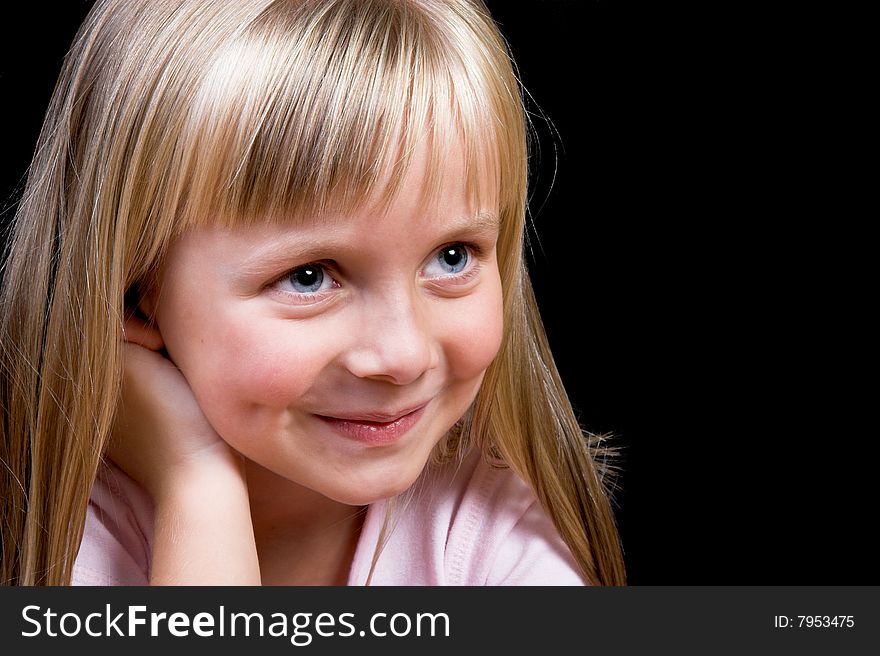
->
[343,291,438,386]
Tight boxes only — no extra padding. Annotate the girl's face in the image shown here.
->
[150,144,504,505]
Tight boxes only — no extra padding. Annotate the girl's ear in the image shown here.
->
[123,290,165,351]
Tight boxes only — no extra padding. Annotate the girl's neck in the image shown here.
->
[244,458,366,585]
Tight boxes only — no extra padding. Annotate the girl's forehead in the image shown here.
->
[174,144,500,260]
[219,216,491,260]
[189,134,500,235]
[194,197,500,253]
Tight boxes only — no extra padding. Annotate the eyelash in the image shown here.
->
[269,241,484,303]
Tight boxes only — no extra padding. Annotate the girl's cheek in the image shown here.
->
[440,277,505,380]
[207,319,335,409]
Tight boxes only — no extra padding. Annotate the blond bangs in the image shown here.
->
[165,0,524,239]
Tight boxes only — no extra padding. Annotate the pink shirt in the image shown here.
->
[72,448,588,586]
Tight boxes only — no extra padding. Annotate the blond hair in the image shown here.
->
[1,0,625,585]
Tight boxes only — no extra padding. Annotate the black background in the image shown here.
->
[0,1,872,584]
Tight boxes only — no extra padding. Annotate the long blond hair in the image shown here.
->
[1,0,625,585]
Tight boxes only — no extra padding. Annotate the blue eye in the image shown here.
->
[286,264,326,293]
[429,244,469,276]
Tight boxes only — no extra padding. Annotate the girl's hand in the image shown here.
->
[110,311,261,584]
[109,319,239,499]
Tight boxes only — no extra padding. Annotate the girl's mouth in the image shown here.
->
[315,404,427,445]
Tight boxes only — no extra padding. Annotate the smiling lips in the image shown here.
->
[316,404,428,445]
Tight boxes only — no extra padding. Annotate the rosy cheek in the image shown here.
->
[204,318,328,409]
[441,277,504,381]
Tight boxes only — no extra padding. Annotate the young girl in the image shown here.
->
[0,0,625,586]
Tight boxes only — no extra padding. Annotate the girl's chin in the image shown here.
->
[235,438,439,506]
[303,444,441,506]
[321,475,421,507]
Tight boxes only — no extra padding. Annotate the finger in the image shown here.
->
[123,310,165,351]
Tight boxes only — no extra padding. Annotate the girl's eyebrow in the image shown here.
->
[234,211,500,276]
[234,235,337,279]
[437,210,500,241]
